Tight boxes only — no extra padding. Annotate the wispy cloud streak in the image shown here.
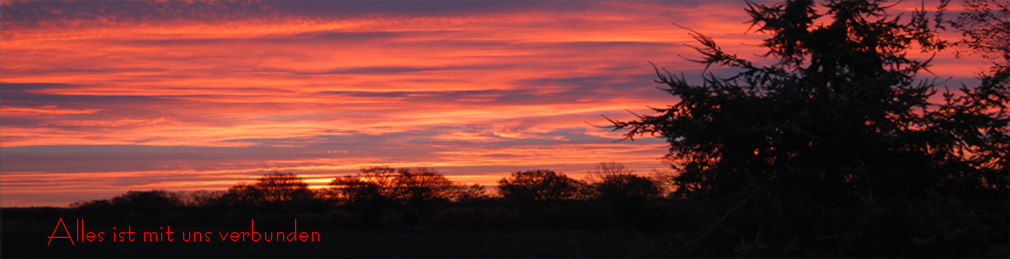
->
[1,0,981,206]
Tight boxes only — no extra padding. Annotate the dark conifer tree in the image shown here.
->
[611,0,1006,205]
[610,0,1007,256]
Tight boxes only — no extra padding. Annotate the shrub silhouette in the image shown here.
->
[497,169,583,204]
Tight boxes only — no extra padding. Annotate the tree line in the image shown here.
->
[61,162,696,232]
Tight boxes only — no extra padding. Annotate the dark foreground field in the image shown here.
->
[3,221,673,258]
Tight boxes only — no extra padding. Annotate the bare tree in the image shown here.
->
[392,167,456,206]
[218,171,313,207]
[254,171,313,203]
[585,162,662,203]
[329,166,456,207]
[585,161,634,182]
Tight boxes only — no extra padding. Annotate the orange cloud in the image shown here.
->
[1,0,986,207]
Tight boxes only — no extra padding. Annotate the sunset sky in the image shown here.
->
[1,0,990,207]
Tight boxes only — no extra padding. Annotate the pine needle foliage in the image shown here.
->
[610,0,1008,256]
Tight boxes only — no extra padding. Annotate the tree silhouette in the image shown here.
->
[585,162,662,204]
[951,0,1009,79]
[67,190,185,226]
[329,166,456,208]
[254,171,313,203]
[391,167,456,207]
[218,182,264,207]
[453,183,490,204]
[497,169,583,204]
[218,171,313,208]
[357,166,399,197]
[608,0,1007,256]
[585,161,634,181]
[611,0,1007,204]
[184,190,224,207]
[109,190,185,213]
[329,175,386,206]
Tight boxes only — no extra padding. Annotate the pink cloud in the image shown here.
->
[1,0,986,206]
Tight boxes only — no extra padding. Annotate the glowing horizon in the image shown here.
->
[1,0,988,207]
